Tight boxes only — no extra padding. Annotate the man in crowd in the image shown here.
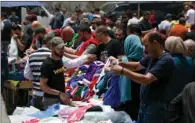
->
[95,26,124,63]
[8,11,20,25]
[1,12,12,53]
[115,27,126,47]
[158,13,173,35]
[24,32,54,110]
[11,25,31,58]
[23,14,38,42]
[40,37,96,109]
[30,27,47,50]
[185,4,195,25]
[50,7,64,30]
[169,17,188,40]
[64,24,99,57]
[62,13,77,28]
[109,32,174,123]
[139,11,153,35]
[185,24,195,41]
[62,26,79,49]
[127,13,139,26]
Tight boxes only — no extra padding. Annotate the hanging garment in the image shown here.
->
[103,74,121,108]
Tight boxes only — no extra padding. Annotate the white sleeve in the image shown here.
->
[24,58,33,80]
[62,55,88,69]
[1,22,4,30]
[186,10,190,17]
[158,22,162,30]
[127,19,131,26]
[8,37,18,57]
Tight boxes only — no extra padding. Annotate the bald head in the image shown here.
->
[62,26,75,43]
[184,39,195,57]
[32,21,42,31]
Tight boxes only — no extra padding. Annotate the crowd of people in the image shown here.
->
[1,3,195,123]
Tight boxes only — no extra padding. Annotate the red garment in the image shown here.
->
[76,37,99,56]
[67,105,93,123]
[149,15,156,24]
[54,29,62,37]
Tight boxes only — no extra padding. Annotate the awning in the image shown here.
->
[1,1,43,7]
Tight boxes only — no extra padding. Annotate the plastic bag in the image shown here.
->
[29,103,60,119]
[80,111,132,123]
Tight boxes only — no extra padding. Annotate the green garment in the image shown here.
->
[66,33,79,48]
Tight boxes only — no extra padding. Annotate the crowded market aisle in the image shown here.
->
[1,2,195,123]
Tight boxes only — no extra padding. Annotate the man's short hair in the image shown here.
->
[127,24,142,36]
[179,17,186,25]
[12,25,21,31]
[116,27,125,35]
[34,27,46,34]
[78,24,91,33]
[148,31,165,46]
[43,31,55,45]
[95,26,109,36]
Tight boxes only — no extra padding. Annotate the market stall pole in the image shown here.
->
[3,80,33,114]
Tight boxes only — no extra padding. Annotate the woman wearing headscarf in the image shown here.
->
[164,36,194,103]
[184,39,195,81]
[115,24,143,120]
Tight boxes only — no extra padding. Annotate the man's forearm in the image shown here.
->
[64,47,76,55]
[64,52,78,59]
[123,68,150,85]
[40,83,61,96]
[119,62,140,71]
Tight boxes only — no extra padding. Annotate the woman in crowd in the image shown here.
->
[164,36,194,103]
[112,24,144,120]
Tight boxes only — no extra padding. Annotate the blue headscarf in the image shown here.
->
[124,34,143,61]
[119,34,143,103]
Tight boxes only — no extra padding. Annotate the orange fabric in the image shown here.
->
[169,24,188,40]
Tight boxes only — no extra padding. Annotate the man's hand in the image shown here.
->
[110,65,123,75]
[84,54,97,64]
[60,92,71,105]
[13,34,18,40]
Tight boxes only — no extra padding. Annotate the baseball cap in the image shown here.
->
[50,37,65,49]
[34,27,46,34]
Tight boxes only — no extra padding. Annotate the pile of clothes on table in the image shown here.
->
[65,59,128,109]
[9,102,133,123]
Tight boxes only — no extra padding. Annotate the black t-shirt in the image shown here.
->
[185,32,195,41]
[40,57,65,98]
[18,34,31,58]
[139,52,174,104]
[96,39,124,62]
[139,20,153,31]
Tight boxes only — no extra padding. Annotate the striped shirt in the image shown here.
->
[25,47,51,96]
[24,47,88,96]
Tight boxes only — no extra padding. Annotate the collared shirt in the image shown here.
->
[139,52,174,104]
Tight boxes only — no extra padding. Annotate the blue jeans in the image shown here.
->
[137,103,167,123]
